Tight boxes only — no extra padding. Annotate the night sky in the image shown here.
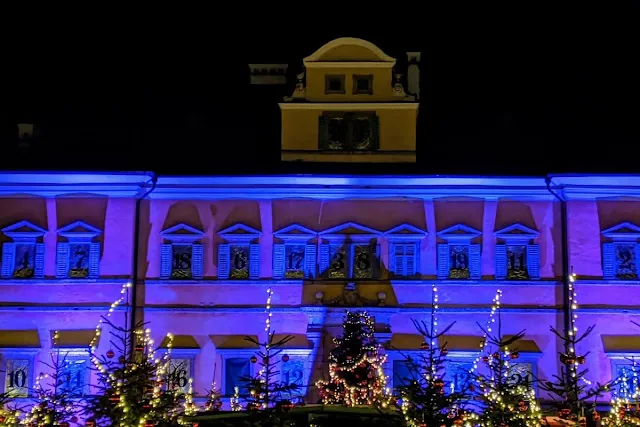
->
[3,5,639,176]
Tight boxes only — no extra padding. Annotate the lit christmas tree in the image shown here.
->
[466,289,542,427]
[241,288,300,410]
[83,282,187,426]
[22,331,81,427]
[202,366,223,412]
[316,310,391,407]
[539,273,611,424]
[0,389,22,426]
[398,285,469,427]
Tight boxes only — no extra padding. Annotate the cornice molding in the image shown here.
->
[0,278,131,286]
[279,103,418,110]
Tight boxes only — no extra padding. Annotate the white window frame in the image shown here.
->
[217,349,258,397]
[0,348,38,399]
[55,348,91,397]
[158,348,199,393]
[384,223,427,278]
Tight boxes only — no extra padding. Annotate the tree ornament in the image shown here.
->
[282,353,290,362]
[510,351,519,359]
[118,355,126,364]
[135,344,144,352]
[71,416,78,423]
[420,341,429,350]
[441,348,449,355]
[106,349,115,358]
[250,355,257,363]
[577,355,586,364]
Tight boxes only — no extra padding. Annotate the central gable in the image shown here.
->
[319,222,381,241]
[303,37,396,65]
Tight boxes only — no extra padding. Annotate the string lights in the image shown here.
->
[316,311,391,407]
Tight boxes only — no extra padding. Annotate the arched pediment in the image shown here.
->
[303,37,396,65]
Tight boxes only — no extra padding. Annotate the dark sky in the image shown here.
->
[4,5,639,176]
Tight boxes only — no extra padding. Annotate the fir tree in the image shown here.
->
[83,319,186,426]
[467,290,542,427]
[397,285,469,427]
[0,389,22,427]
[202,372,223,412]
[240,288,300,410]
[316,310,391,407]
[23,331,82,427]
[539,273,611,424]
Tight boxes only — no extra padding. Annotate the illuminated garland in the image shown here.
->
[230,387,242,411]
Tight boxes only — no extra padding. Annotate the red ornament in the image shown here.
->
[577,356,586,364]
[135,344,144,352]
[420,341,429,350]
[0,417,6,424]
[85,420,96,427]
[482,356,489,362]
[250,355,257,363]
[263,356,269,364]
[433,379,444,388]
[510,351,519,359]
[106,349,115,359]
[441,348,449,356]
[492,352,500,359]
[282,354,290,362]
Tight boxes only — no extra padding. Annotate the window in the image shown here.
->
[273,224,317,279]
[1,220,46,279]
[319,222,381,280]
[0,349,37,397]
[56,221,102,279]
[167,353,197,393]
[160,223,205,280]
[318,112,380,151]
[494,223,540,280]
[218,224,262,280]
[608,353,640,398]
[278,348,313,399]
[325,74,345,94]
[436,224,482,280]
[444,355,476,393]
[601,222,640,280]
[353,74,373,95]
[384,224,427,278]
[217,349,255,396]
[57,349,90,397]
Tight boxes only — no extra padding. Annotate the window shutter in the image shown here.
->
[56,243,70,278]
[319,244,330,278]
[192,243,204,279]
[370,115,380,150]
[636,244,640,279]
[437,244,449,279]
[1,243,15,278]
[249,244,260,279]
[217,244,230,279]
[406,243,417,277]
[318,116,329,150]
[304,244,317,279]
[526,244,540,280]
[495,244,507,280]
[89,242,100,279]
[34,243,45,279]
[388,242,396,276]
[469,244,481,280]
[602,243,615,279]
[273,244,285,279]
[160,244,172,279]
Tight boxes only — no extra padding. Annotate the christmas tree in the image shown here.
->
[202,366,223,412]
[0,389,22,427]
[539,273,611,424]
[316,310,391,407]
[22,331,82,427]
[398,285,469,427]
[83,282,187,426]
[466,289,542,427]
[240,288,300,410]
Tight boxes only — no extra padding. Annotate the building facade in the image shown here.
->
[1,38,640,410]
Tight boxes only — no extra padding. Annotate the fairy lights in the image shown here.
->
[316,311,391,407]
[230,387,242,411]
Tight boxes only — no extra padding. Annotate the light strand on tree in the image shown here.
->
[431,284,439,379]
[468,289,503,377]
[230,387,242,411]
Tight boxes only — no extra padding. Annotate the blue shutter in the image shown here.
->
[34,243,45,279]
[249,244,260,279]
[437,244,449,279]
[89,242,100,279]
[495,244,507,280]
[1,243,15,278]
[636,244,640,280]
[56,243,70,278]
[388,242,396,276]
[406,243,417,277]
[217,244,230,279]
[273,244,285,279]
[192,243,203,279]
[469,244,481,280]
[160,244,172,279]
[602,243,615,279]
[319,244,330,278]
[304,244,317,279]
[527,244,540,279]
